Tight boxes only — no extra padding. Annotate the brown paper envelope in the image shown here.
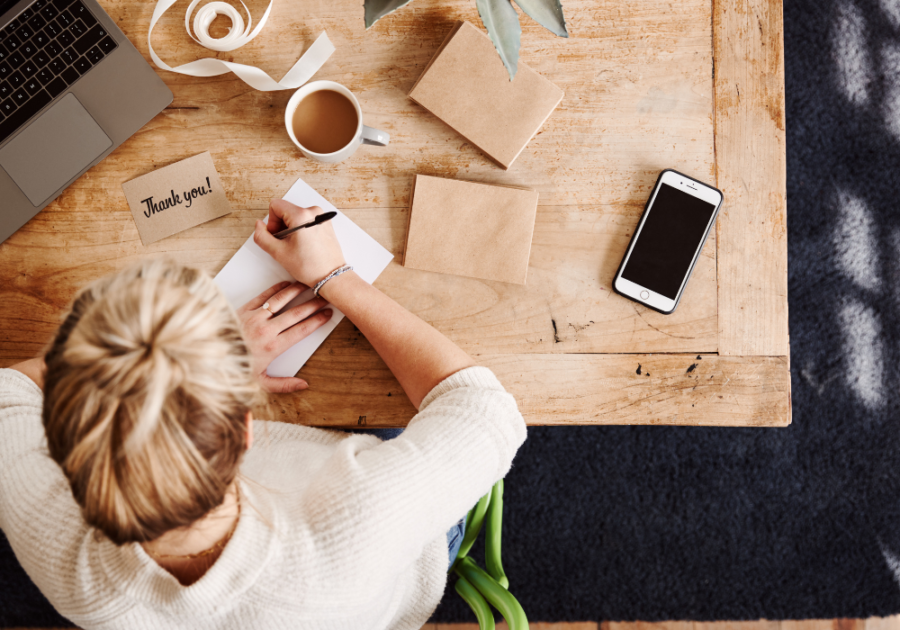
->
[403,174,539,285]
[121,152,233,245]
[408,21,564,170]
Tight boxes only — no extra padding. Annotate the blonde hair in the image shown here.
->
[42,260,258,545]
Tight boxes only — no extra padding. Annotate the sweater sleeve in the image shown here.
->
[0,369,87,605]
[0,368,45,455]
[299,366,527,587]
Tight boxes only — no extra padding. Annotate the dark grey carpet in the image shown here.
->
[4,0,900,625]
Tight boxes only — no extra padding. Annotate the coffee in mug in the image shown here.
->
[285,81,390,164]
[291,90,359,155]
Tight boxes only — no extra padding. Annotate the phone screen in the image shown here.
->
[620,184,716,300]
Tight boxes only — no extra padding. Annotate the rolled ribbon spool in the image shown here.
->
[148,0,335,91]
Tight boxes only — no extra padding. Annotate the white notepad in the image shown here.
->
[215,177,394,377]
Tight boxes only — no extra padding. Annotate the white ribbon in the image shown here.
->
[148,0,335,91]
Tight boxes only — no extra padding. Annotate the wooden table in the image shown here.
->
[0,0,790,427]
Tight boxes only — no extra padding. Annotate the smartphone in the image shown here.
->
[613,169,724,314]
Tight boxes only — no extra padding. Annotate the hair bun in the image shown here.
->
[42,259,259,545]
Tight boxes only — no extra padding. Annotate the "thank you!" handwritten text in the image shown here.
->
[121,151,233,245]
[142,177,213,218]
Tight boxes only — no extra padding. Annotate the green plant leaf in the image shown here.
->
[456,489,491,564]
[513,0,568,37]
[476,0,521,80]
[485,479,508,589]
[455,557,529,630]
[364,0,416,29]
[455,575,496,630]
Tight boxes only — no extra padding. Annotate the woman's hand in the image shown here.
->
[237,281,333,393]
[253,199,346,288]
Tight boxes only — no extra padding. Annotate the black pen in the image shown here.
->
[272,211,338,240]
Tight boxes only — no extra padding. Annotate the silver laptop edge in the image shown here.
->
[0,0,172,244]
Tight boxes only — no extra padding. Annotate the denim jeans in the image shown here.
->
[446,516,466,570]
[349,428,466,569]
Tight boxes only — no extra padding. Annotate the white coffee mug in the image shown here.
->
[284,81,389,163]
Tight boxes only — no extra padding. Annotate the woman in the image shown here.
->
[0,200,527,629]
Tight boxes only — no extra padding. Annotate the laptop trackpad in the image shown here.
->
[0,94,112,206]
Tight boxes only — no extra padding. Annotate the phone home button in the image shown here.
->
[640,290,650,300]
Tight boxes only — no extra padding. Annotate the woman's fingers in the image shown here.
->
[272,296,328,330]
[260,307,333,359]
[253,219,284,258]
[264,282,310,315]
[265,201,290,234]
[240,280,292,313]
[259,375,308,394]
[269,199,322,231]
[243,281,311,317]
[280,309,334,346]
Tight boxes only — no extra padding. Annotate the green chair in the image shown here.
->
[450,479,529,630]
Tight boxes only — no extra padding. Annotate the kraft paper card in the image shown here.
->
[122,152,232,245]
[408,21,564,170]
[403,174,538,285]
[215,176,393,378]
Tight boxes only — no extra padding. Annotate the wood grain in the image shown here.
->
[0,0,792,425]
[8,617,900,630]
[0,202,716,361]
[603,620,899,630]
[424,623,599,630]
[713,0,789,356]
[864,618,900,630]
[421,618,900,630]
[254,344,791,427]
[103,0,716,210]
[14,617,895,630]
[375,205,717,354]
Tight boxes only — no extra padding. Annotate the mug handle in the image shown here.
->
[361,126,390,147]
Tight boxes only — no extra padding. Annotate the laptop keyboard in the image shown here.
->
[0,0,117,144]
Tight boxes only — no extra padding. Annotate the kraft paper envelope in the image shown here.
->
[408,21,564,170]
[214,176,393,378]
[403,174,538,285]
[122,152,233,245]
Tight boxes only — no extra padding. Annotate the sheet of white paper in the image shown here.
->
[215,177,393,377]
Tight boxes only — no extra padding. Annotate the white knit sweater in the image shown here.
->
[0,366,527,629]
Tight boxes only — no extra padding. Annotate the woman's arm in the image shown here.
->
[300,366,526,584]
[253,200,474,409]
[318,271,473,409]
[9,358,44,390]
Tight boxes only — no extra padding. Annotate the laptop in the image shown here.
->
[0,0,172,244]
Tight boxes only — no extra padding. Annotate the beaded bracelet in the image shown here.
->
[313,265,353,297]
